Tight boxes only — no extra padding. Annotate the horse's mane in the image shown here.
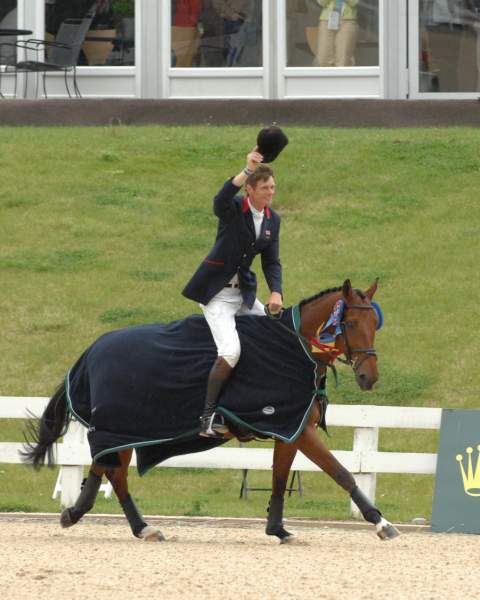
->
[299,286,366,308]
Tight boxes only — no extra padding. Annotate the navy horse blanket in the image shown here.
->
[66,307,320,474]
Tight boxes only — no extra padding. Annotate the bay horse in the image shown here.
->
[22,279,400,543]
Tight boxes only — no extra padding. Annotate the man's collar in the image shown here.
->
[243,196,271,218]
[248,196,264,217]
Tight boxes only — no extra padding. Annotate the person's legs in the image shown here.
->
[315,21,335,66]
[335,20,358,66]
[200,291,243,436]
[171,26,199,67]
[200,355,233,436]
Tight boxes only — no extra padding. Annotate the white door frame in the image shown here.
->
[408,0,480,99]
[384,0,408,99]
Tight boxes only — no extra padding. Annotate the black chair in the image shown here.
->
[2,5,96,98]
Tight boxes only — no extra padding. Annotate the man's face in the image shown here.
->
[247,176,276,210]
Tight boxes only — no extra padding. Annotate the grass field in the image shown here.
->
[0,125,478,522]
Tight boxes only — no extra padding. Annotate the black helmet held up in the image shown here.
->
[256,126,289,163]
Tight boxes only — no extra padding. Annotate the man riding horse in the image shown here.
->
[21,126,400,543]
[183,126,289,437]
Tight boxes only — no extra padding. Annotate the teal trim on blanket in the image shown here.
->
[93,429,200,476]
[64,370,90,429]
[291,303,318,367]
[217,303,319,443]
[218,396,316,445]
[292,303,301,334]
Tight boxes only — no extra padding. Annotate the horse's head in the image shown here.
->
[334,279,379,391]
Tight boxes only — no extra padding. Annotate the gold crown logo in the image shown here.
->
[456,446,480,497]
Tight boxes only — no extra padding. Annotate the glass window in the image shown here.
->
[171,0,263,68]
[286,0,379,67]
[0,0,18,66]
[419,0,480,92]
[45,0,135,66]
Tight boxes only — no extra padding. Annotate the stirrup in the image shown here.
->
[199,413,228,438]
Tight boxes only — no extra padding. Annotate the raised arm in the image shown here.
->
[214,148,263,219]
[232,147,263,187]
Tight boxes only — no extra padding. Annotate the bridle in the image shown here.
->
[336,304,378,372]
[266,301,378,374]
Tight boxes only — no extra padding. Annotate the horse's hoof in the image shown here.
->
[376,518,400,541]
[279,531,295,544]
[60,508,75,528]
[139,525,166,542]
[267,525,294,543]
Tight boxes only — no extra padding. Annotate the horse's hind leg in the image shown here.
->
[60,463,105,528]
[266,440,298,543]
[105,449,165,542]
[297,423,400,540]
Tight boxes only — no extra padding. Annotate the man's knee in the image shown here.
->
[221,348,241,368]
[217,331,241,368]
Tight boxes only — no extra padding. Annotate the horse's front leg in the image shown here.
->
[105,449,165,541]
[60,462,106,528]
[297,424,399,540]
[266,440,297,543]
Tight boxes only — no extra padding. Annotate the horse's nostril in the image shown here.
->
[357,372,374,390]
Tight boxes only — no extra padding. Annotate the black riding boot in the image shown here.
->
[199,357,233,438]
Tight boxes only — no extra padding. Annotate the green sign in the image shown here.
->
[432,409,480,534]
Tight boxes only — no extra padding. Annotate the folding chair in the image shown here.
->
[2,3,97,98]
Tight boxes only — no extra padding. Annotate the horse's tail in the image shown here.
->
[20,381,70,470]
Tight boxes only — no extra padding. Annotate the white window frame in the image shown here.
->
[165,0,270,99]
[276,0,385,99]
[408,0,480,99]
[16,0,138,98]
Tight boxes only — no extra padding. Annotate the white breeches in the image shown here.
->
[200,288,265,368]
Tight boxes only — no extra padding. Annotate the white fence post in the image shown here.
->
[52,470,113,500]
[59,420,85,508]
[351,426,379,518]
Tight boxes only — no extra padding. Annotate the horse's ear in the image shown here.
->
[365,278,379,300]
[342,279,353,302]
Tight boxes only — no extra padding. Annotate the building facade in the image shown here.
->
[1,1,479,100]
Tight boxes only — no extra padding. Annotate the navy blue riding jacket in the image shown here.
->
[182,178,282,309]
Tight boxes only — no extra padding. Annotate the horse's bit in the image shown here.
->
[337,304,377,372]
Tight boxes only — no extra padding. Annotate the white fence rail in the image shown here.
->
[0,396,442,515]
